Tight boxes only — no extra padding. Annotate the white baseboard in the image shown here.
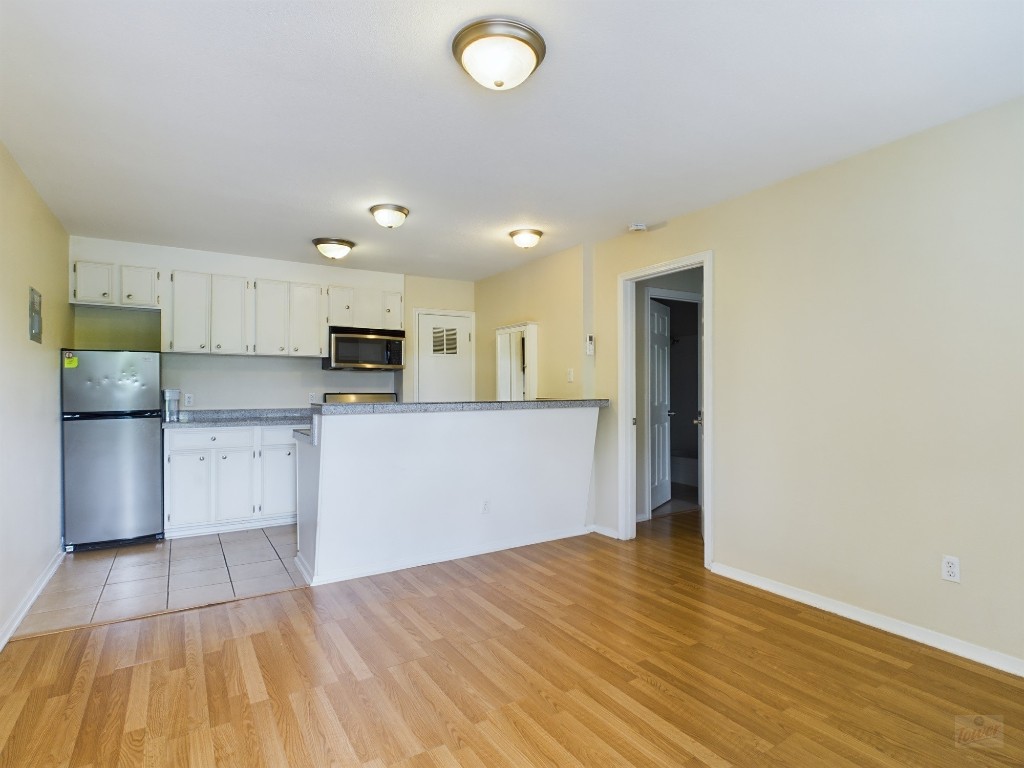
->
[164,514,296,539]
[586,523,621,539]
[0,548,64,652]
[710,562,1024,678]
[309,526,589,587]
[293,553,314,587]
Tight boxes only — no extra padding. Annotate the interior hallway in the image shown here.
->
[0,512,1021,766]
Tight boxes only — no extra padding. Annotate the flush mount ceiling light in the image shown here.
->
[313,238,355,259]
[509,228,542,248]
[369,204,409,229]
[452,18,546,91]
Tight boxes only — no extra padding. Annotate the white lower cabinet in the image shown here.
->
[166,451,213,527]
[164,424,302,537]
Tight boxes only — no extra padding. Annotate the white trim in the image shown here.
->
[294,552,315,587]
[617,251,715,569]
[0,548,64,651]
[495,321,539,401]
[711,563,1024,678]
[641,288,703,520]
[306,525,589,587]
[412,308,477,403]
[164,514,295,539]
[585,523,620,539]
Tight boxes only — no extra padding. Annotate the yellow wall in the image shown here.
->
[482,99,1024,661]
[402,274,475,401]
[0,142,72,643]
[73,304,161,350]
[475,246,586,400]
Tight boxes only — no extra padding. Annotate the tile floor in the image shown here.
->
[13,524,303,639]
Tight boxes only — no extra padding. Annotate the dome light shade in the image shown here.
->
[453,19,546,90]
[510,229,542,248]
[370,204,409,228]
[313,238,355,259]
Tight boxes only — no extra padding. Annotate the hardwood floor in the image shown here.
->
[1,512,1021,766]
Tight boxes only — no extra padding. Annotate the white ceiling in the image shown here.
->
[1,1,1022,281]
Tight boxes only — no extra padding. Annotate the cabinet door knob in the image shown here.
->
[222,455,227,459]
[126,293,133,299]
[102,292,109,297]
[200,344,206,349]
[293,346,298,352]
[286,451,291,456]
[345,305,350,310]
[385,308,391,313]
[279,346,285,351]
[199,456,205,461]
[215,344,222,349]
[210,436,216,441]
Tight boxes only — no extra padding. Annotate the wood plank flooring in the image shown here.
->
[1,511,1021,766]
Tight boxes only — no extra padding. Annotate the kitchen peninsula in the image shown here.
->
[293,399,608,586]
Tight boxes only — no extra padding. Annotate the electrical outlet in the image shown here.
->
[942,555,960,583]
[308,392,317,404]
[567,368,574,383]
[183,393,194,407]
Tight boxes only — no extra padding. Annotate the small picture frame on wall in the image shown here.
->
[29,287,42,343]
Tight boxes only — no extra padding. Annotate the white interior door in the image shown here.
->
[496,329,525,401]
[417,312,474,402]
[650,300,672,509]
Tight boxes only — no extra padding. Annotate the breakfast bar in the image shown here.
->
[292,399,608,586]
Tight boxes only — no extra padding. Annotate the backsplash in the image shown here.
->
[160,353,398,410]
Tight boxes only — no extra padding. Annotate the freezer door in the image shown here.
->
[61,350,161,413]
[62,416,164,546]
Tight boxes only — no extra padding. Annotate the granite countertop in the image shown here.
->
[313,399,610,415]
[162,408,313,429]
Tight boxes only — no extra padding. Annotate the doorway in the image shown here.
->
[646,292,702,521]
[617,251,714,567]
[415,310,475,402]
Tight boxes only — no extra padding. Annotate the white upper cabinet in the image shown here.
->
[288,283,322,356]
[326,285,355,327]
[255,279,289,356]
[120,265,159,307]
[210,274,248,354]
[74,262,115,304]
[382,290,403,330]
[170,271,211,353]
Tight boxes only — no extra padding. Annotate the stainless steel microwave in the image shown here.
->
[322,327,405,370]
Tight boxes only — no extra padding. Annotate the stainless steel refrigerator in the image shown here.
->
[61,350,163,550]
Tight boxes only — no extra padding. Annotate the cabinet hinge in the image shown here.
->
[73,263,77,273]
[169,341,174,350]
[157,271,161,280]
[157,295,160,305]
[469,332,472,342]
[170,273,174,282]
[73,289,77,298]
[253,505,255,515]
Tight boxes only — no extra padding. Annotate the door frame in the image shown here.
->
[412,308,476,403]
[642,288,702,521]
[618,250,714,568]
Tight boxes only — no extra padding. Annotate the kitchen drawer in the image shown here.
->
[165,427,255,451]
[261,424,305,445]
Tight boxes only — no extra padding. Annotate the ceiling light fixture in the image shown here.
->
[509,229,542,248]
[369,204,409,228]
[313,238,355,259]
[452,18,546,91]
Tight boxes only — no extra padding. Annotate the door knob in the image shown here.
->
[667,411,676,416]
[693,412,704,426]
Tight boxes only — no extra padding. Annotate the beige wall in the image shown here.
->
[0,143,72,644]
[73,304,161,350]
[402,275,475,401]
[475,246,586,400]
[483,99,1024,661]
